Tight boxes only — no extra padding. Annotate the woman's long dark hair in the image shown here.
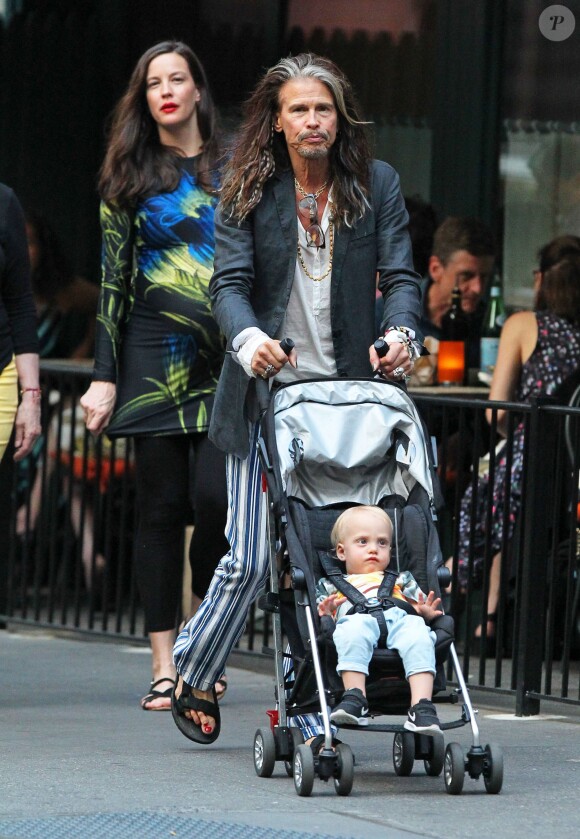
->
[99,41,220,207]
[537,234,580,273]
[536,253,580,327]
[220,53,372,228]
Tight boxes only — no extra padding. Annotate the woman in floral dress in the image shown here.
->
[456,237,580,648]
[81,42,228,709]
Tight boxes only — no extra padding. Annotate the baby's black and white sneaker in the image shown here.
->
[330,688,369,726]
[404,698,442,736]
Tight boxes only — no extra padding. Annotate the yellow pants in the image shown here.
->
[0,357,18,464]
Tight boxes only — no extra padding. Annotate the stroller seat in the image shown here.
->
[289,497,454,716]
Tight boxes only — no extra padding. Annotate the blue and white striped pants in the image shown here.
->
[174,424,269,690]
[173,422,329,739]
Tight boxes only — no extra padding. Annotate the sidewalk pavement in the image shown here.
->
[1,627,580,839]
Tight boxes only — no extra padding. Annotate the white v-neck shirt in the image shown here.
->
[276,195,337,382]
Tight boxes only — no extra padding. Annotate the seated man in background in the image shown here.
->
[415,218,496,558]
[421,215,496,372]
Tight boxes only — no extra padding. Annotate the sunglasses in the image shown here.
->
[298,194,326,248]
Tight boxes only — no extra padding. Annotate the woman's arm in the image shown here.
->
[13,352,41,461]
[92,201,134,381]
[81,202,134,435]
[0,188,41,460]
[486,311,536,435]
[1,188,38,357]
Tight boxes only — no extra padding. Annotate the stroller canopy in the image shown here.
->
[272,379,435,509]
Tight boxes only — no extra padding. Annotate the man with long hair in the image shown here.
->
[173,53,423,744]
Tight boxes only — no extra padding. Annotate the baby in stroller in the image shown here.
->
[318,505,443,735]
[252,377,503,795]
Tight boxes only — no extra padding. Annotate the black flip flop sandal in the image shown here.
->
[140,678,175,711]
[171,680,221,744]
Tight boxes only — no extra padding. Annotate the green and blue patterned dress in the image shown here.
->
[93,158,224,437]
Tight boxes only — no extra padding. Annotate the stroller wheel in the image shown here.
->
[334,743,354,796]
[424,735,445,777]
[483,742,504,794]
[254,727,277,778]
[393,731,415,776]
[444,742,465,795]
[293,744,315,797]
[285,728,304,777]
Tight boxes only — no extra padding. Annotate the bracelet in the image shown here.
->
[384,327,422,362]
[385,325,416,340]
[20,387,42,396]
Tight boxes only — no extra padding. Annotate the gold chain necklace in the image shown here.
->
[294,178,328,198]
[294,177,329,199]
[297,220,334,282]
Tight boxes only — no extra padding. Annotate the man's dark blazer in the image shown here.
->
[209,160,422,459]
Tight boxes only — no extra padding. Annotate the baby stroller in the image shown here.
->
[252,374,504,796]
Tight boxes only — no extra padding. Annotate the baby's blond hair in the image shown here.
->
[331,505,393,549]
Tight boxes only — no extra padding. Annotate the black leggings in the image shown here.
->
[133,434,229,633]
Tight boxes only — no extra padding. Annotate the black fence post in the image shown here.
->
[515,398,555,715]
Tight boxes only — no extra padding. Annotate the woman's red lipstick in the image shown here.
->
[161,103,178,112]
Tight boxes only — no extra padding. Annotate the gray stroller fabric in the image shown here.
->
[273,380,435,509]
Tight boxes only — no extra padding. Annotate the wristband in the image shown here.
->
[383,328,421,363]
[385,325,416,340]
[20,387,42,396]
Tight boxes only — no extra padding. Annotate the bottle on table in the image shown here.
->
[480,273,506,378]
[437,285,468,385]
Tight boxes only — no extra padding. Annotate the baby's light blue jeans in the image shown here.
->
[287,607,437,739]
[334,606,437,678]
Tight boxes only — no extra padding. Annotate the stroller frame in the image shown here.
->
[252,376,503,796]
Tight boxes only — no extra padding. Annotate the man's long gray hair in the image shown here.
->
[220,53,372,227]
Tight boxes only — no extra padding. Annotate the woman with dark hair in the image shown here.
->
[80,41,228,710]
[454,236,580,651]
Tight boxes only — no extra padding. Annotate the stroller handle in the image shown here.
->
[255,337,295,414]
[374,338,389,358]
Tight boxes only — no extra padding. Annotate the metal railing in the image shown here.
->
[0,361,271,655]
[1,363,579,712]
[1,362,140,638]
[415,391,580,712]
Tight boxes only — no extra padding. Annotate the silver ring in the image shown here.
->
[262,363,275,379]
[393,366,405,379]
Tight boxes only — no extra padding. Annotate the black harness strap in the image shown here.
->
[318,553,412,648]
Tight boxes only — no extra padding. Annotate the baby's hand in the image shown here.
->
[318,594,338,617]
[415,590,443,621]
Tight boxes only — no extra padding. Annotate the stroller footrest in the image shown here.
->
[337,718,466,734]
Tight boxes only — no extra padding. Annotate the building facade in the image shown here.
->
[1,0,578,309]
